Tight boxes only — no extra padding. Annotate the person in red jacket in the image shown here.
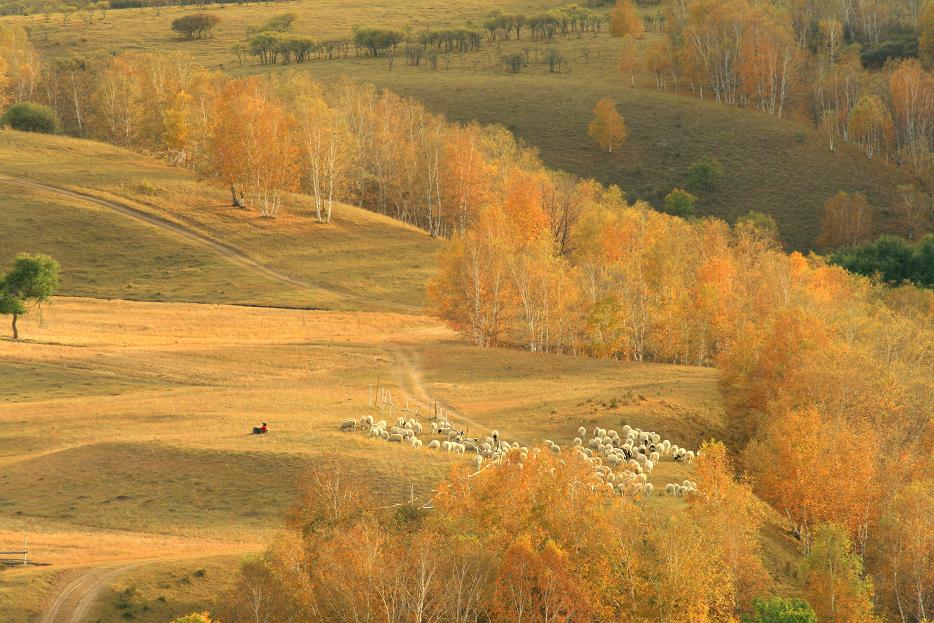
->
[252,422,268,435]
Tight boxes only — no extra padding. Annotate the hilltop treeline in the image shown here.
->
[615,0,934,173]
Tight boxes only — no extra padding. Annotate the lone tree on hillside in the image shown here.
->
[171,14,220,39]
[0,254,60,340]
[588,98,627,153]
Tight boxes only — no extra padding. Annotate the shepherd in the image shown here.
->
[252,422,268,435]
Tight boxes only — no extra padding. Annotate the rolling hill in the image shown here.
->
[6,0,917,249]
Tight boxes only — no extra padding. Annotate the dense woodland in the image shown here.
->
[2,1,934,621]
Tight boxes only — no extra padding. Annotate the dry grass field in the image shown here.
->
[0,296,773,622]
[7,0,914,249]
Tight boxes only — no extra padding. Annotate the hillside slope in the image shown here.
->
[7,2,915,249]
[0,131,441,312]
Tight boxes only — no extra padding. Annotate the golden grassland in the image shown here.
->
[6,0,916,249]
[0,130,441,312]
[0,296,791,622]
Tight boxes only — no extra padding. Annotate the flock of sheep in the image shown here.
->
[562,424,701,498]
[340,408,702,499]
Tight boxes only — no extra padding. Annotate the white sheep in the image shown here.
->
[388,433,403,443]
[339,419,356,432]
[577,426,587,437]
[428,440,441,449]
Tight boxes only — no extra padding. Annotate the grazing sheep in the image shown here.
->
[339,419,357,432]
[428,440,441,449]
[577,426,587,437]
[685,450,695,464]
[550,444,561,455]
[644,483,654,496]
[573,437,583,447]
[665,483,676,495]
[388,433,403,443]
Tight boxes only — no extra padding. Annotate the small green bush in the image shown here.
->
[1,102,62,134]
[664,187,696,218]
[686,157,723,193]
[742,597,816,623]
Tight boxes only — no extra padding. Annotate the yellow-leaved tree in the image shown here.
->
[587,98,628,153]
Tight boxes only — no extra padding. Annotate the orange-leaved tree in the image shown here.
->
[610,0,645,39]
[208,77,299,218]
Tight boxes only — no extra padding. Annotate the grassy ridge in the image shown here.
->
[0,130,440,312]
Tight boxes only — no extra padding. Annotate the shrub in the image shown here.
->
[664,187,696,217]
[686,157,723,193]
[502,52,525,72]
[1,102,61,134]
[171,13,219,39]
[736,210,779,241]
[741,597,817,623]
[829,234,934,288]
[352,27,403,57]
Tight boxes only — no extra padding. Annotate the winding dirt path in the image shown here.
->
[39,562,144,623]
[0,175,400,311]
[390,346,528,446]
[37,547,259,623]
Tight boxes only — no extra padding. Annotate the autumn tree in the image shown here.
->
[207,78,299,218]
[800,523,878,623]
[618,34,639,86]
[816,191,873,249]
[0,253,59,340]
[893,184,932,240]
[887,59,934,172]
[587,98,628,153]
[610,0,645,39]
[280,75,348,224]
[872,481,934,623]
[848,95,895,160]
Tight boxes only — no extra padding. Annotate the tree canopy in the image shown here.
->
[0,253,60,339]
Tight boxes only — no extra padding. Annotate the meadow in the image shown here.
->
[9,0,916,249]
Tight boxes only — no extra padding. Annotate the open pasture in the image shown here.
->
[0,296,734,621]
